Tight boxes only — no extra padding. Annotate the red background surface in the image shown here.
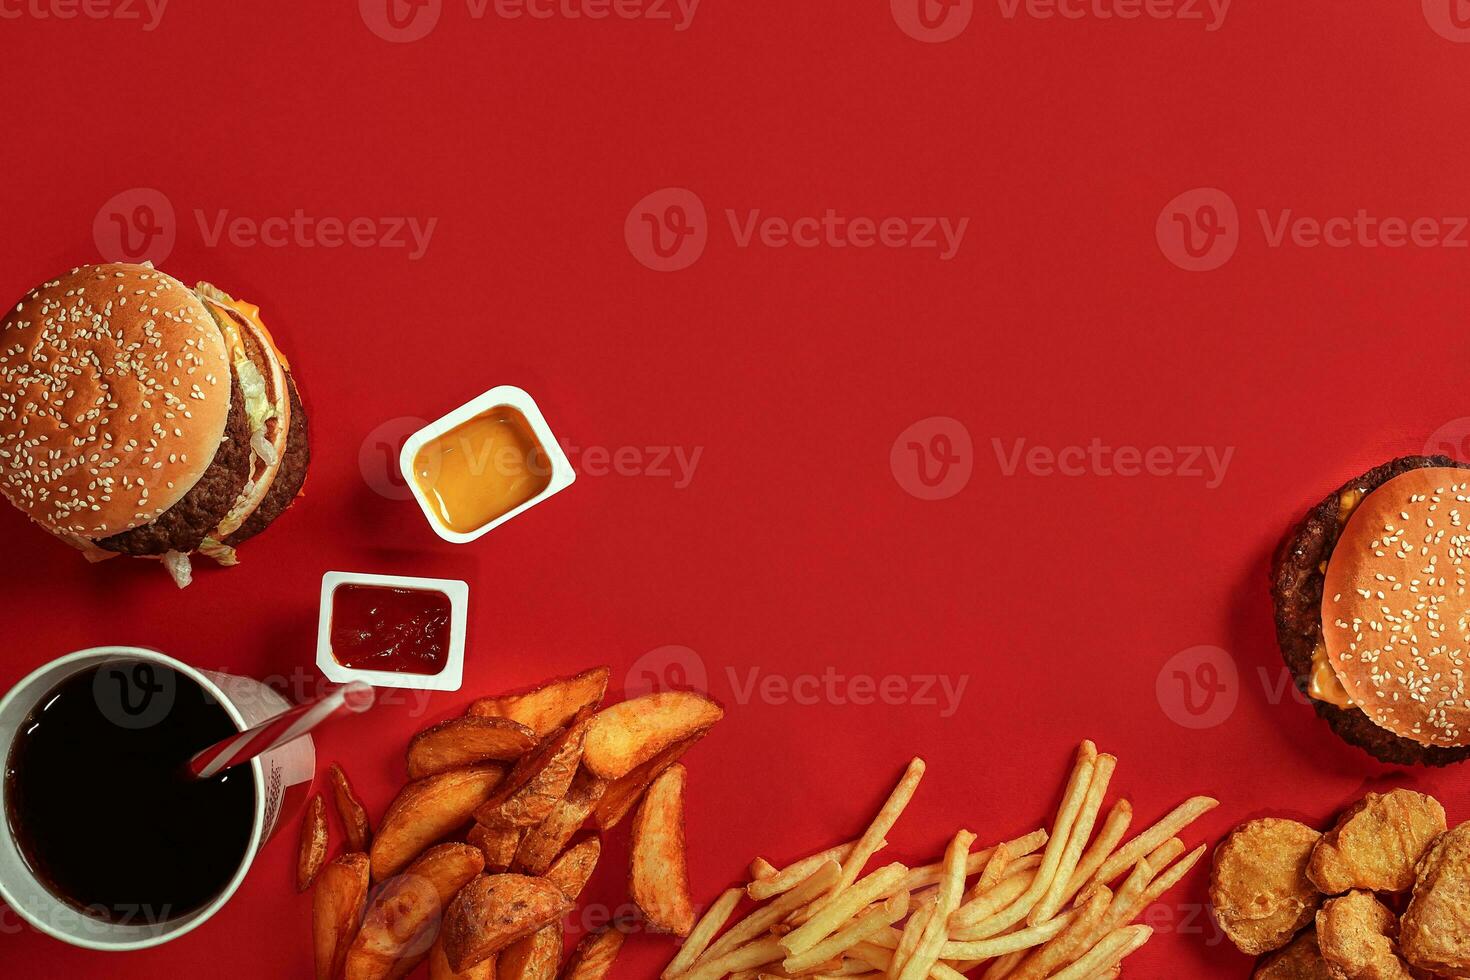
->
[4,1,1470,976]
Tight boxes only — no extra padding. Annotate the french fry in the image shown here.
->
[980,950,1024,980]
[1060,799,1131,908]
[845,941,969,980]
[950,871,1037,937]
[407,717,538,779]
[940,911,1074,960]
[466,823,521,872]
[664,887,745,979]
[1140,843,1205,908]
[1029,753,1115,925]
[748,840,866,901]
[473,719,588,830]
[299,794,329,893]
[467,666,610,738]
[957,743,1096,940]
[683,937,786,980]
[512,768,606,874]
[328,763,373,852]
[429,931,494,980]
[371,766,505,881]
[343,843,485,980]
[592,734,703,830]
[704,861,842,962]
[497,921,562,980]
[442,874,572,973]
[1007,885,1111,980]
[562,925,627,980]
[783,890,909,974]
[824,759,925,904]
[544,835,602,900]
[583,691,725,780]
[750,857,778,881]
[1089,857,1154,946]
[780,863,908,957]
[1084,796,1217,893]
[900,830,1046,896]
[631,762,698,935]
[891,898,932,978]
[1046,925,1151,980]
[313,852,369,980]
[897,830,974,980]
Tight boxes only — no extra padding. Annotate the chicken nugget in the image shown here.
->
[1402,824,1470,978]
[1212,818,1323,955]
[1317,890,1415,979]
[1309,791,1446,895]
[1253,929,1336,980]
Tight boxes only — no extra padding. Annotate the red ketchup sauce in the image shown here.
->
[330,585,451,675]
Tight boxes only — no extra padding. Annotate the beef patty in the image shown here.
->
[1270,454,1470,767]
[224,375,309,546]
[98,380,252,556]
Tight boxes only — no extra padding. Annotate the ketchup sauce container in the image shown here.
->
[316,572,468,692]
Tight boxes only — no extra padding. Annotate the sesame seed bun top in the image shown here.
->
[1322,466,1470,748]
[0,264,232,539]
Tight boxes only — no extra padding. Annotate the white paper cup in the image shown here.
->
[0,646,315,951]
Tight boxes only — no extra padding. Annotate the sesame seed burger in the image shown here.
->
[0,263,309,587]
[1272,456,1470,766]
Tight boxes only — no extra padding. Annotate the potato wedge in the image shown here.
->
[498,921,563,980]
[630,763,696,935]
[329,763,374,852]
[344,843,485,980]
[314,852,370,980]
[443,874,573,973]
[467,666,610,738]
[473,720,587,831]
[514,769,607,875]
[429,931,495,980]
[467,823,522,872]
[371,766,506,881]
[591,733,703,830]
[583,692,723,781]
[545,835,602,901]
[408,717,538,780]
[562,926,626,980]
[300,794,329,893]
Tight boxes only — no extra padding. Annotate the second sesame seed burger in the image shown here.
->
[1272,456,1470,766]
[0,263,310,587]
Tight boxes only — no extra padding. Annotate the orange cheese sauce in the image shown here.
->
[413,406,550,533]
